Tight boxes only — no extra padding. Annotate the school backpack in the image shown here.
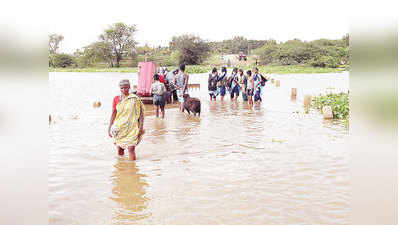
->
[254,91,261,101]
[227,76,233,88]
[260,74,268,86]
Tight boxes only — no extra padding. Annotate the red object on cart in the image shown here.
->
[158,74,165,83]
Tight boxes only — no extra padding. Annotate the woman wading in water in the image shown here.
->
[108,79,145,160]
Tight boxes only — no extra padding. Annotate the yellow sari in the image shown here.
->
[113,93,145,149]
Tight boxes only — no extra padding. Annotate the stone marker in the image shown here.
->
[271,78,274,83]
[322,106,333,119]
[93,101,102,108]
[291,88,297,100]
[304,95,312,113]
[276,80,280,87]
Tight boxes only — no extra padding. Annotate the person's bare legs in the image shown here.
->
[161,106,165,118]
[155,105,159,117]
[128,146,136,161]
[118,147,125,156]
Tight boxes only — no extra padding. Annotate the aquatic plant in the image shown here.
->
[312,92,350,126]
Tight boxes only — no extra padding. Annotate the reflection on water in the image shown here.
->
[110,159,149,223]
[49,72,349,225]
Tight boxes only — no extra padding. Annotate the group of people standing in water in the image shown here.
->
[208,67,266,106]
[156,63,189,115]
[107,64,266,160]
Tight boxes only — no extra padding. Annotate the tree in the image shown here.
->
[253,39,279,65]
[342,33,350,47]
[136,44,152,55]
[230,36,249,54]
[100,23,137,67]
[169,34,210,65]
[74,42,114,67]
[52,53,75,67]
[87,41,114,66]
[49,34,64,54]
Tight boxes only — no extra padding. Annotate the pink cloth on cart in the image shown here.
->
[138,62,156,96]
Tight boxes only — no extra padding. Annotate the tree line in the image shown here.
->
[253,35,349,68]
[49,22,349,69]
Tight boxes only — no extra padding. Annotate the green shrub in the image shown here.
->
[51,53,75,68]
[312,92,349,120]
[161,51,180,66]
[309,56,340,68]
[185,65,211,74]
[166,65,211,74]
[253,36,349,68]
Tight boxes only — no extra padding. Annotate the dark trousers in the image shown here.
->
[171,90,178,102]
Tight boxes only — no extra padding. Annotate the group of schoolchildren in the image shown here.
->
[208,67,267,106]
[150,64,267,119]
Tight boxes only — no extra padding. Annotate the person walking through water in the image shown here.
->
[175,63,189,112]
[216,67,228,102]
[253,67,262,102]
[208,67,218,101]
[246,70,254,107]
[166,69,178,102]
[108,79,145,161]
[229,67,240,100]
[239,69,248,101]
[151,74,166,118]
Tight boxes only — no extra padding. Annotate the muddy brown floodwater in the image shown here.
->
[49,72,349,225]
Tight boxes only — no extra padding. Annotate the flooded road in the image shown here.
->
[49,72,349,225]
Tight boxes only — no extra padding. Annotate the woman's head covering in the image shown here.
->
[119,79,130,87]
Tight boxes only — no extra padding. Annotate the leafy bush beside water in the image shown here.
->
[253,35,349,68]
[312,92,349,124]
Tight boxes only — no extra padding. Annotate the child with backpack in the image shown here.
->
[208,67,218,101]
[253,67,267,102]
[216,67,228,102]
[229,67,240,100]
[239,69,248,101]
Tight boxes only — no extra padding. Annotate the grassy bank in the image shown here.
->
[49,67,139,73]
[260,65,345,74]
[49,65,346,74]
[311,92,350,127]
[238,65,346,74]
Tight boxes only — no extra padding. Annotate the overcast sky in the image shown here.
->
[47,0,349,53]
